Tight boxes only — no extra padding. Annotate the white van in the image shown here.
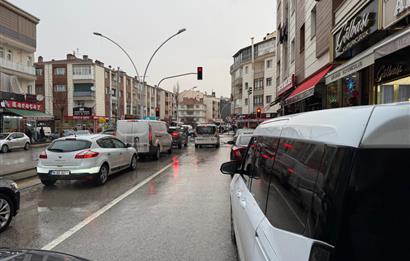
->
[116,120,172,160]
[194,124,220,148]
[221,102,410,261]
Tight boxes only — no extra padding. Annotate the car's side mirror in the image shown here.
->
[126,143,132,148]
[220,161,242,175]
[7,137,12,140]
[226,140,234,145]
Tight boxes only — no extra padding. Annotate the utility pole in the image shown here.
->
[117,67,120,123]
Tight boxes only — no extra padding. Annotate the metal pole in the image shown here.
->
[117,67,120,122]
[157,73,196,88]
[142,29,186,112]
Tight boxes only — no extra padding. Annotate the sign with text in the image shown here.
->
[383,0,410,28]
[334,0,378,58]
[73,107,92,116]
[0,100,41,111]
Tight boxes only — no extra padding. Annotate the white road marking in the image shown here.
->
[41,161,175,250]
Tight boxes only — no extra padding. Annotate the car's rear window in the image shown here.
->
[48,139,91,152]
[236,135,252,146]
[196,126,216,135]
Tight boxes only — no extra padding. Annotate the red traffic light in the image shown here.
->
[197,67,203,80]
[256,108,261,113]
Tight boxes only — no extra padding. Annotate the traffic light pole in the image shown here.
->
[156,72,197,88]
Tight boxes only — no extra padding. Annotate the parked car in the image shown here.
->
[36,134,138,186]
[102,128,116,135]
[232,128,254,143]
[0,179,20,233]
[116,120,172,160]
[221,102,410,261]
[168,126,188,149]
[49,132,60,140]
[0,132,30,153]
[36,127,52,137]
[228,133,252,161]
[0,248,89,260]
[194,124,220,148]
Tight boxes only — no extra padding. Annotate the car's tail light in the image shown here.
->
[39,151,47,159]
[232,146,246,160]
[148,125,153,145]
[171,132,180,138]
[75,150,99,159]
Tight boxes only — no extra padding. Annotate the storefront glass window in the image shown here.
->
[377,77,410,104]
[342,73,361,107]
[327,81,341,108]
[1,116,23,133]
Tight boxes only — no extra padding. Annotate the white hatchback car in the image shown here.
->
[37,134,138,186]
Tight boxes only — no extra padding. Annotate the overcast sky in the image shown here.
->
[11,0,276,97]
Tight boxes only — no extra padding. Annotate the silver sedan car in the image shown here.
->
[0,132,31,153]
[36,134,138,186]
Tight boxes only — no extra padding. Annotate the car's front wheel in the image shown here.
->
[1,145,8,153]
[24,143,30,150]
[41,179,56,186]
[153,146,160,160]
[130,155,137,170]
[0,193,14,233]
[95,164,109,185]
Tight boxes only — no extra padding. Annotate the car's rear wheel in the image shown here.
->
[95,164,109,185]
[167,147,172,154]
[153,146,160,160]
[24,143,30,150]
[0,193,14,233]
[130,155,137,170]
[216,143,220,148]
[41,179,56,186]
[178,143,182,149]
[1,145,8,153]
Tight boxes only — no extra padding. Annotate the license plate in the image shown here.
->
[50,170,70,176]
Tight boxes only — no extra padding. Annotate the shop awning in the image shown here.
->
[285,65,333,105]
[374,27,410,60]
[6,108,54,120]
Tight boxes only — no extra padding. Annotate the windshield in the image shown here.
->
[48,140,91,152]
[236,135,252,146]
[0,133,8,140]
[196,126,216,135]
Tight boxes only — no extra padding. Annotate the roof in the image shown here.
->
[56,134,111,141]
[1,0,40,23]
[180,98,203,105]
[253,102,410,148]
[6,108,53,120]
[232,33,276,58]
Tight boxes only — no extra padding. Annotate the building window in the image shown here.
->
[7,50,12,61]
[54,67,66,76]
[245,82,249,89]
[300,24,305,53]
[245,66,249,74]
[105,87,110,95]
[266,59,273,69]
[0,47,3,58]
[255,78,264,90]
[291,38,295,62]
[266,77,272,86]
[27,56,32,66]
[266,95,272,103]
[73,65,91,75]
[35,68,43,76]
[120,91,123,97]
[311,6,316,39]
[245,98,248,105]
[27,85,33,94]
[253,95,263,106]
[105,71,109,79]
[54,85,66,92]
[35,85,43,94]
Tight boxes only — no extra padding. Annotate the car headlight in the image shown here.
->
[10,182,18,191]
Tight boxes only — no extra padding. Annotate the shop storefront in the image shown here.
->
[0,100,54,133]
[272,74,296,115]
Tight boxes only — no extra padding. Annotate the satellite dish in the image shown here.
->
[90,86,96,92]
[36,94,44,101]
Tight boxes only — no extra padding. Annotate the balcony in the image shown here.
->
[73,91,95,100]
[72,74,94,80]
[0,57,35,76]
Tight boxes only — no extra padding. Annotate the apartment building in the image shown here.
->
[0,0,50,132]
[178,89,220,123]
[178,98,207,125]
[230,33,278,117]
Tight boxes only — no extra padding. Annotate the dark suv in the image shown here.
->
[0,179,20,233]
[168,127,188,149]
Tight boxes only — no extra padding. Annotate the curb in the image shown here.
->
[31,143,50,148]
[0,167,37,181]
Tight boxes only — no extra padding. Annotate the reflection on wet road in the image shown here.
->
[1,137,237,261]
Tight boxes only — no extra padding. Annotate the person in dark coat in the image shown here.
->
[39,127,45,141]
[25,127,32,143]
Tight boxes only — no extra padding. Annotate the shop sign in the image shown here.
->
[334,0,378,58]
[277,74,296,96]
[73,107,92,116]
[325,53,374,84]
[0,100,41,111]
[375,62,410,83]
[383,0,410,28]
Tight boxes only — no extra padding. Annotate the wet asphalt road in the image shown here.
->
[0,146,43,175]
[0,135,238,261]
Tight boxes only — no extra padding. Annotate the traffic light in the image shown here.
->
[197,67,203,80]
[256,107,262,118]
[155,107,160,118]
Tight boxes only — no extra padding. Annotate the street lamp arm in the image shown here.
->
[142,29,186,83]
[157,72,196,88]
[93,32,140,80]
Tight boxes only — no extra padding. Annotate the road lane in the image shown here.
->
[0,146,44,176]
[0,148,187,249]
[52,142,237,261]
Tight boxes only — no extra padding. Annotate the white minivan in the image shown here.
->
[221,102,410,261]
[194,124,220,148]
[116,120,172,160]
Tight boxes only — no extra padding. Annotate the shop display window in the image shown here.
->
[377,77,410,104]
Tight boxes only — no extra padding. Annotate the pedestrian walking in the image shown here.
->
[25,127,32,143]
[39,127,45,142]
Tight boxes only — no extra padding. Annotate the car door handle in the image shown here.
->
[255,232,270,261]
